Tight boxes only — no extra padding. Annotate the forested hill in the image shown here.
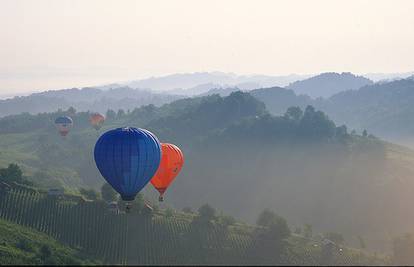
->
[318,79,414,140]
[0,86,182,117]
[1,91,414,252]
[251,78,414,145]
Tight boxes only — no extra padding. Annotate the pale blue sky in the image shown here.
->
[1,0,414,93]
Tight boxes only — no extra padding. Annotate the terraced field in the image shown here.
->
[0,184,389,265]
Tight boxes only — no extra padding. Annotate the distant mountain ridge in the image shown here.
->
[363,71,414,82]
[287,72,373,98]
[0,86,183,117]
[125,71,309,94]
[0,72,310,117]
[250,87,312,115]
[0,71,376,117]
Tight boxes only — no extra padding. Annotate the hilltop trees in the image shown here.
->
[284,106,303,122]
[218,104,343,143]
[146,91,267,145]
[335,125,349,140]
[298,105,336,140]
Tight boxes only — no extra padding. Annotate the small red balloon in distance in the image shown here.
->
[90,113,105,130]
[150,143,184,202]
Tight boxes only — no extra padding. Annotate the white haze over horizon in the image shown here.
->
[1,0,414,95]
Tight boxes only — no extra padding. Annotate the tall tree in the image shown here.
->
[0,163,23,184]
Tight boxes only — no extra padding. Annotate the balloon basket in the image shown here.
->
[125,202,132,213]
[158,196,164,202]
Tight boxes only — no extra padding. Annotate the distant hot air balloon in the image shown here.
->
[54,116,73,137]
[94,127,162,212]
[89,113,105,131]
[150,143,184,202]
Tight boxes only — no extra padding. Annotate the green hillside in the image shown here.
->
[1,92,414,254]
[0,183,387,265]
[0,217,97,265]
[0,92,267,189]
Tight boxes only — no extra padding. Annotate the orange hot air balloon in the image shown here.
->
[150,143,184,202]
[90,113,105,131]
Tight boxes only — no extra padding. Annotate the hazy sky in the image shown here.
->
[1,0,414,94]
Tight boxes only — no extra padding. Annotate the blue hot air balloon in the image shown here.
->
[94,127,162,202]
[54,116,73,136]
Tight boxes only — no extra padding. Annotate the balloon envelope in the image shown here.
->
[90,113,105,130]
[150,143,184,197]
[94,127,162,201]
[54,116,73,136]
